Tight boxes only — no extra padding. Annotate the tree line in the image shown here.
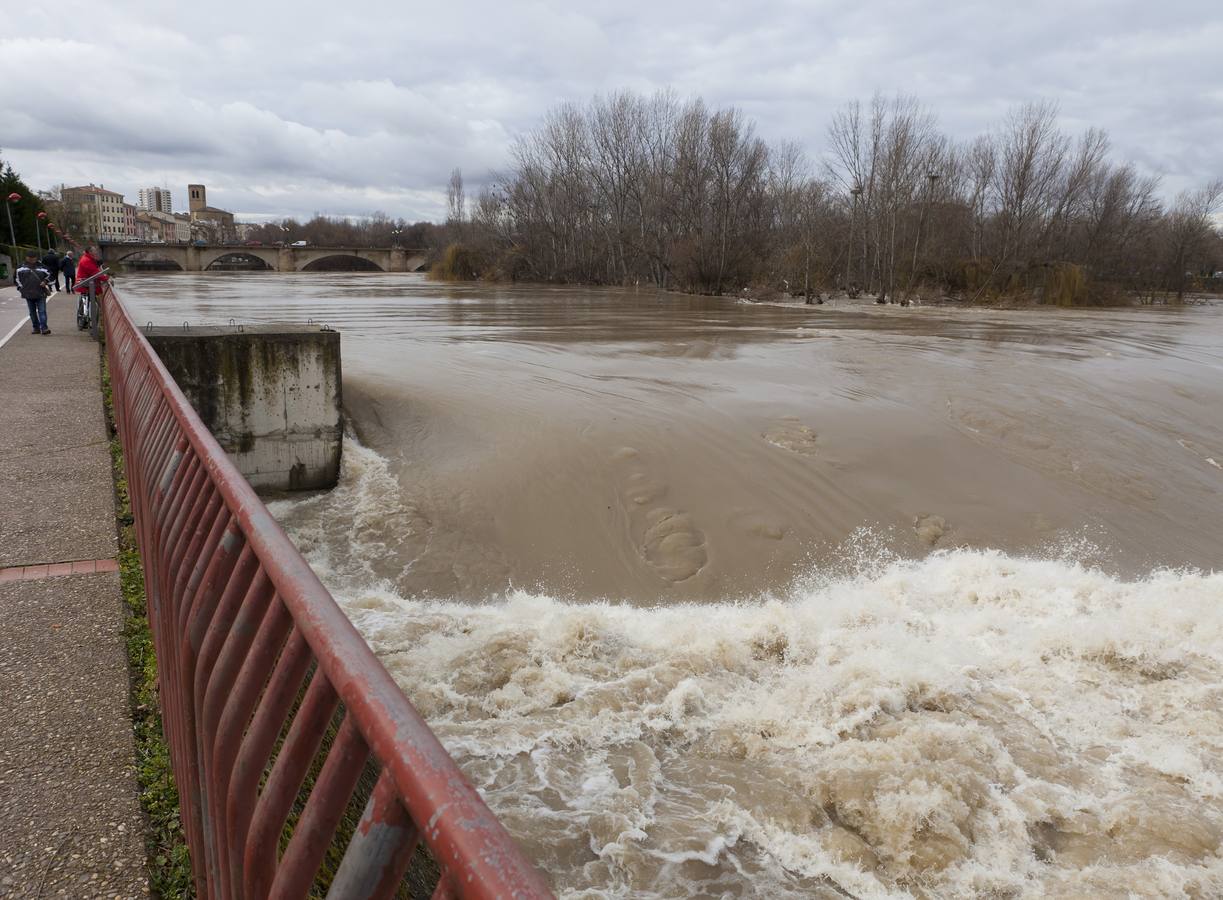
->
[0,153,51,257]
[446,91,1222,304]
[242,213,437,249]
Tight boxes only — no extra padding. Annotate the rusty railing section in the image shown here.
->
[103,284,553,899]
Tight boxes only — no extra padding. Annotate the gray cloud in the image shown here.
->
[2,0,1219,222]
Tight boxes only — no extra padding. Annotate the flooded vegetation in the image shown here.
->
[440,91,1222,309]
[123,273,1223,897]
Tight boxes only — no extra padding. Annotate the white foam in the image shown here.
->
[270,440,1223,898]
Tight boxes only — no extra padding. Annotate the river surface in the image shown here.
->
[122,273,1223,898]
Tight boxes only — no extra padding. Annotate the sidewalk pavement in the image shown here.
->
[0,290,149,898]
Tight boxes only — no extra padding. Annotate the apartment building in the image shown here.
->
[62,184,127,242]
[137,187,173,214]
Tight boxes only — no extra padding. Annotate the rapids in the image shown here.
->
[121,273,1223,897]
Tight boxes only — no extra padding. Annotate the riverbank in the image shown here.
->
[0,289,149,896]
[732,286,1223,310]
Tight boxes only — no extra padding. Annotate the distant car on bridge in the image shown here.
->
[291,240,309,247]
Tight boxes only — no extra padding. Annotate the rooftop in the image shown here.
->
[63,184,123,197]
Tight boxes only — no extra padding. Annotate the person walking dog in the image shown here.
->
[15,252,52,335]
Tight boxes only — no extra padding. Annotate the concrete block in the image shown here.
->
[145,325,342,493]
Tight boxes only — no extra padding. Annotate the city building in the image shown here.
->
[62,184,127,242]
[187,183,236,242]
[134,210,155,242]
[123,203,138,240]
[140,210,192,243]
[137,187,173,214]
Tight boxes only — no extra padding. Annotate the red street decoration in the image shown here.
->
[37,211,47,219]
[6,192,20,203]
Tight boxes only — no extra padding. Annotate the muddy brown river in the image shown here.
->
[123,273,1223,898]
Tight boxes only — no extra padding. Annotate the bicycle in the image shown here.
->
[74,268,109,340]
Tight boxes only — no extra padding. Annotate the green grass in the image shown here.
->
[103,363,196,898]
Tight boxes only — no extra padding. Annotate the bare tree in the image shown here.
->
[993,100,1069,266]
[465,88,1218,306]
[447,168,466,226]
[1164,179,1223,301]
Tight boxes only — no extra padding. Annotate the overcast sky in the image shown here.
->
[2,0,1220,223]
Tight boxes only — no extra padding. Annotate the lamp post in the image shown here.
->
[36,210,47,254]
[390,227,402,248]
[5,192,19,248]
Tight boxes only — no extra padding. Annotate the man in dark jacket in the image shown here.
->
[60,251,76,292]
[42,249,61,291]
[15,252,52,335]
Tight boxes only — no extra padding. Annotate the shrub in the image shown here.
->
[1041,263,1087,307]
[430,243,483,281]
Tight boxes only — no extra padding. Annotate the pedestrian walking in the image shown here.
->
[42,249,61,291]
[61,250,76,292]
[15,252,52,335]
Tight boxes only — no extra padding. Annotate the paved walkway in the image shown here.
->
[0,287,149,898]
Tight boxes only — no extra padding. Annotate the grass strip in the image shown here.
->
[103,362,196,898]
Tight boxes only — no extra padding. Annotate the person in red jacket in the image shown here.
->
[75,245,108,293]
[74,245,109,330]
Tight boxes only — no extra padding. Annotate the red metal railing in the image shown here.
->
[103,284,553,899]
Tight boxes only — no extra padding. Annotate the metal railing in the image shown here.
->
[103,284,553,899]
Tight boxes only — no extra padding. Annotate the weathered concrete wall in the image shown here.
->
[145,325,342,493]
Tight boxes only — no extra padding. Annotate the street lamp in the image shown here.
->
[390,228,402,248]
[5,192,19,248]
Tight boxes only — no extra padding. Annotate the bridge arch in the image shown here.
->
[294,249,385,272]
[103,245,188,270]
[200,247,280,271]
[299,254,383,272]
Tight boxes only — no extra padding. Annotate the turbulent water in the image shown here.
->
[121,274,1223,898]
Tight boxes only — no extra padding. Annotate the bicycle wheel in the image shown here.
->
[89,294,100,341]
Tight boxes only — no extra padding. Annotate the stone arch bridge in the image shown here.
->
[99,242,430,273]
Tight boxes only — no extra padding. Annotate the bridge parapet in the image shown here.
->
[103,284,551,898]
